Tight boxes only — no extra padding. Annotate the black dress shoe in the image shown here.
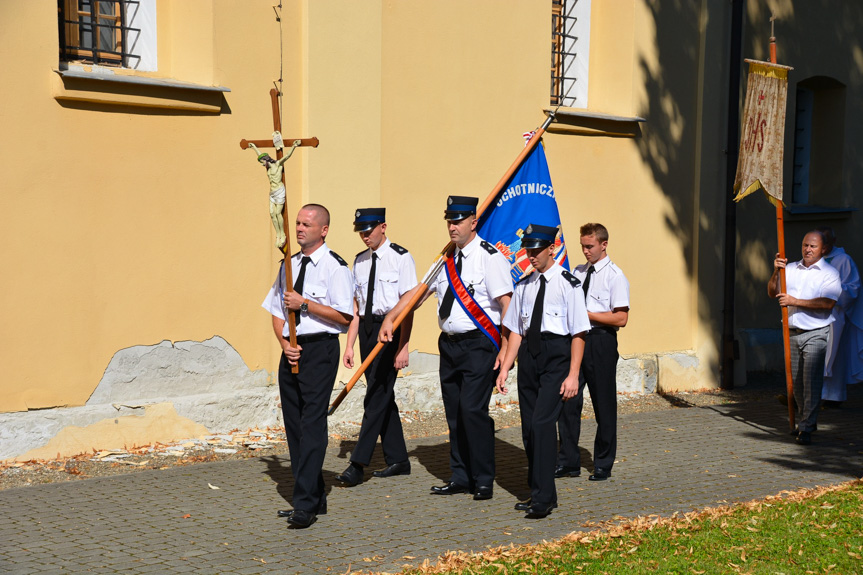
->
[287,509,316,528]
[554,465,581,478]
[372,461,411,478]
[515,499,558,512]
[278,497,327,518]
[473,485,493,500]
[589,467,611,481]
[336,463,364,486]
[796,431,812,445]
[430,482,469,495]
[525,502,556,518]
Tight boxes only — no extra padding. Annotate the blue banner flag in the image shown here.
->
[477,141,569,285]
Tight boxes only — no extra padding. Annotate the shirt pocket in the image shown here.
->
[378,271,400,303]
[355,278,368,302]
[520,309,531,333]
[306,282,328,303]
[543,307,567,334]
[461,274,483,298]
[588,291,610,311]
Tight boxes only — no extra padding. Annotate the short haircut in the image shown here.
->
[806,229,826,244]
[815,226,835,245]
[302,203,331,226]
[580,222,609,243]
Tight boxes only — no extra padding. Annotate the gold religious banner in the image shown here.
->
[733,59,793,205]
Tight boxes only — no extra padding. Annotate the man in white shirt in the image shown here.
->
[768,230,841,445]
[557,223,630,482]
[380,196,512,500]
[337,208,417,487]
[496,224,590,518]
[262,204,354,528]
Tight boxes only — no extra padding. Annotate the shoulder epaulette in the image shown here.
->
[561,270,581,288]
[480,240,499,255]
[330,251,348,266]
[355,248,368,259]
[390,242,408,255]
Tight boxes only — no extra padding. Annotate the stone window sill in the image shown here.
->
[53,68,230,113]
[544,107,646,138]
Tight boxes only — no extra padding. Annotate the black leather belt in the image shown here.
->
[537,332,570,341]
[442,329,483,341]
[788,326,826,335]
[296,332,339,344]
[587,325,617,336]
[359,314,387,322]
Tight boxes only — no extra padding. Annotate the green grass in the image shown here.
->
[401,481,863,575]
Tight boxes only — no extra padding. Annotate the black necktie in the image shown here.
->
[293,256,311,325]
[439,251,463,320]
[528,275,546,357]
[582,265,595,298]
[364,253,378,335]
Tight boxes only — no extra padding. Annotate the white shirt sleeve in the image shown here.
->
[486,252,514,300]
[399,253,419,296]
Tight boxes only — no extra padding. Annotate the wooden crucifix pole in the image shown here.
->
[240,88,319,374]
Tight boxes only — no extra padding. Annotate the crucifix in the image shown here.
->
[240,88,319,373]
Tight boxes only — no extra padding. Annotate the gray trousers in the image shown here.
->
[790,325,829,433]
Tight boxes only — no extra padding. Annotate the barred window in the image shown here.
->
[58,0,142,68]
[550,0,591,108]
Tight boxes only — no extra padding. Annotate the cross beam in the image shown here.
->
[240,88,319,374]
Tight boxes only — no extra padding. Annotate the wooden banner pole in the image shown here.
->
[328,113,556,415]
[769,30,795,431]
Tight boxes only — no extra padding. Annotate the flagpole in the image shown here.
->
[768,25,795,431]
[328,113,557,416]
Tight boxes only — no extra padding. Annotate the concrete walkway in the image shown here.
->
[1,390,861,574]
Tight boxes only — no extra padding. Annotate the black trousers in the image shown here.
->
[438,332,498,489]
[351,323,408,466]
[278,337,339,513]
[517,335,571,506]
[558,328,619,471]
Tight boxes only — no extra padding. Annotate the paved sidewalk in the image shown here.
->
[1,393,861,574]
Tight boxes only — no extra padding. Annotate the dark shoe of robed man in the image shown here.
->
[287,509,316,528]
[795,431,812,445]
[525,502,556,518]
[473,485,493,500]
[430,482,470,495]
[278,497,327,518]
[372,461,411,478]
[515,499,558,512]
[554,465,581,478]
[336,463,364,487]
[789,424,816,436]
[588,467,611,481]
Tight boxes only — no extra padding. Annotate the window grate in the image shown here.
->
[58,0,141,67]
[550,0,580,107]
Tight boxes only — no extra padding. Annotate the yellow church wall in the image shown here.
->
[2,0,786,428]
[0,1,302,413]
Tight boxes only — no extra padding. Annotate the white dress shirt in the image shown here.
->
[784,258,841,330]
[352,238,418,316]
[573,255,630,330]
[427,235,512,334]
[502,264,590,337]
[261,243,354,336]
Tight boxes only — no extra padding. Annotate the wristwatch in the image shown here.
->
[299,299,309,313]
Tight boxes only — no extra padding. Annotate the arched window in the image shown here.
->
[791,76,846,206]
